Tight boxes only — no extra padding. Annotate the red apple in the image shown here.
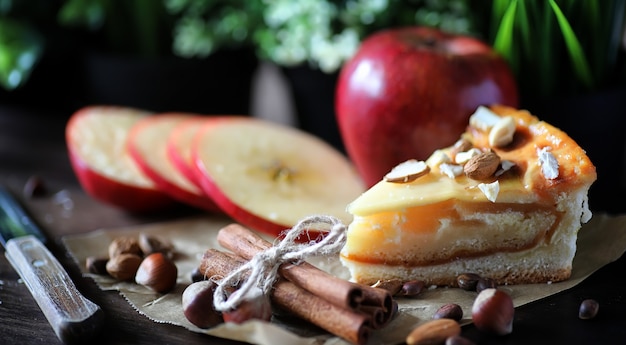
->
[335,26,519,187]
[127,113,222,213]
[166,116,208,189]
[66,106,175,212]
[191,116,364,238]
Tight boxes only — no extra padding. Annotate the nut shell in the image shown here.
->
[182,280,223,328]
[135,252,178,293]
[138,232,174,258]
[471,288,514,335]
[108,236,142,258]
[106,253,142,281]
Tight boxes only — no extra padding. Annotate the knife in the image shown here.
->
[0,185,104,344]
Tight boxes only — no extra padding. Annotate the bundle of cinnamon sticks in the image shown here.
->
[198,223,396,345]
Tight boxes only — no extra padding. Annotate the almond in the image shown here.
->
[384,159,430,183]
[406,318,461,345]
[464,150,500,180]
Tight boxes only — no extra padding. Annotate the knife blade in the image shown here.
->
[0,185,104,344]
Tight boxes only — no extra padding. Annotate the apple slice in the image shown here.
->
[127,113,221,213]
[66,106,175,212]
[192,116,365,237]
[166,116,208,189]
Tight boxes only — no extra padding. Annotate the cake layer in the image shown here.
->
[341,187,591,285]
[342,200,560,266]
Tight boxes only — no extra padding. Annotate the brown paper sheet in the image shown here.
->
[62,213,626,345]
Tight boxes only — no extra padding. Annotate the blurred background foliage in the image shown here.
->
[0,0,624,103]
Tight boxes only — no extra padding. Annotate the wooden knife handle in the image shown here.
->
[5,235,104,344]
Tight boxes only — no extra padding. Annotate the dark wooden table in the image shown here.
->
[1,104,625,345]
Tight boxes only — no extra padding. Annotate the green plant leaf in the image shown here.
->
[57,0,105,30]
[0,18,43,90]
[548,0,593,88]
[492,0,518,70]
[515,0,531,59]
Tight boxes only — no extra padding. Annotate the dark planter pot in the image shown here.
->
[79,48,258,115]
[281,65,345,153]
[522,87,626,214]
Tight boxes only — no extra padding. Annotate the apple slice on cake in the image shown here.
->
[66,106,175,212]
[127,113,221,212]
[191,117,365,237]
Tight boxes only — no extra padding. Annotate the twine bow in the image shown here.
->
[213,215,347,312]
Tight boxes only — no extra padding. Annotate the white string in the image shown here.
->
[213,215,347,312]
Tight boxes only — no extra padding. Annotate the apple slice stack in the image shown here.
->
[66,106,364,237]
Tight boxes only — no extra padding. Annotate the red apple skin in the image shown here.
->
[335,26,519,187]
[127,114,222,213]
[166,117,207,189]
[67,148,174,212]
[66,106,175,213]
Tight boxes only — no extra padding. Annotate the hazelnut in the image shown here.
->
[106,253,142,281]
[135,252,178,294]
[471,288,514,335]
[222,294,273,324]
[433,303,463,321]
[406,318,461,345]
[578,299,599,320]
[138,232,174,258]
[190,267,207,283]
[182,280,224,328]
[108,236,142,258]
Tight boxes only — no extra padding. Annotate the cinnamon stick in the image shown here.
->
[200,249,371,345]
[217,223,391,312]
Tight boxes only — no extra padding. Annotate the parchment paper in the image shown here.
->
[62,213,626,345]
